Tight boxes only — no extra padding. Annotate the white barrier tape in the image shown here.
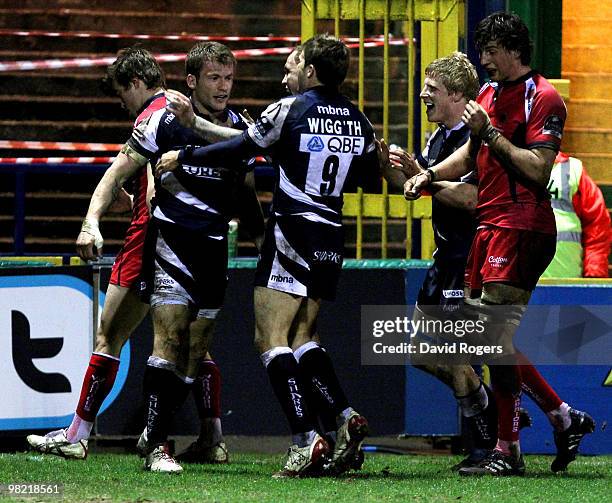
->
[0,156,115,164]
[0,140,122,151]
[0,40,405,72]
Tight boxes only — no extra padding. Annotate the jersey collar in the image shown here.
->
[190,97,231,126]
[498,69,538,87]
[136,91,165,117]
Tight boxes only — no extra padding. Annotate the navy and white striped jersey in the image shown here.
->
[126,103,246,235]
[247,86,379,226]
[416,123,476,261]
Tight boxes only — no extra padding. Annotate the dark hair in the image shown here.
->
[474,12,532,65]
[101,46,165,95]
[301,34,349,88]
[186,41,236,78]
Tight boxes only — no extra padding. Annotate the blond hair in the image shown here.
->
[425,52,479,101]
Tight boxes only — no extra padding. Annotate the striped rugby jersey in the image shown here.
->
[126,101,246,236]
[246,86,379,226]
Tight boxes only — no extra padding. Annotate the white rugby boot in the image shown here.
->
[328,410,369,474]
[144,445,183,474]
[273,433,330,478]
[27,429,88,459]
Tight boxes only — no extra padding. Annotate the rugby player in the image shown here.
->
[127,41,263,474]
[27,43,264,474]
[381,52,500,470]
[404,12,595,476]
[157,35,380,477]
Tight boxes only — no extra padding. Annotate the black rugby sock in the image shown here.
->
[143,364,187,447]
[298,345,349,420]
[266,352,315,434]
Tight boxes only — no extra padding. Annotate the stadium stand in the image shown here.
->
[0,0,413,257]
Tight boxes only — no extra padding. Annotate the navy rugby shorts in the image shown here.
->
[141,218,228,319]
[255,214,343,301]
[417,258,467,312]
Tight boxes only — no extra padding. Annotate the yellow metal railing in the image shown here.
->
[301,0,463,258]
[344,193,434,258]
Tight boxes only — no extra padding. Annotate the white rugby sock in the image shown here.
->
[292,429,318,448]
[547,402,571,431]
[65,413,94,443]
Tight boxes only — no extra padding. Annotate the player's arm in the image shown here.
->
[428,181,478,213]
[378,139,423,192]
[165,89,241,142]
[155,132,260,176]
[106,188,133,214]
[462,98,560,187]
[77,148,147,259]
[403,140,475,200]
[145,164,155,213]
[156,98,293,176]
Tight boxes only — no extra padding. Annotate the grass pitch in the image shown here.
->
[0,451,610,502]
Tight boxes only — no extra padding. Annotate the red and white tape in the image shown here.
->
[0,156,115,164]
[0,28,405,44]
[0,29,302,43]
[0,40,405,72]
[0,140,121,151]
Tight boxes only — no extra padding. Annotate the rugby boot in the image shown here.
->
[453,408,531,471]
[551,408,595,473]
[272,433,330,478]
[327,410,369,475]
[452,448,489,471]
[144,445,183,474]
[459,449,526,476]
[176,440,229,464]
[27,429,87,459]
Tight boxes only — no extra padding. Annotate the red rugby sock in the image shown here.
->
[75,353,120,422]
[518,356,562,412]
[193,359,222,419]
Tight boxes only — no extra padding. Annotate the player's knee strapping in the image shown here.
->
[477,299,526,364]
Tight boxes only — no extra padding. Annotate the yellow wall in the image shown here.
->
[562,0,612,183]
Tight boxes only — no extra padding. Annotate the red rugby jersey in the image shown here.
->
[124,92,167,227]
[476,71,566,234]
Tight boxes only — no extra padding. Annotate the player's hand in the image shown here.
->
[389,146,422,179]
[376,138,391,173]
[403,172,430,200]
[76,218,103,260]
[165,89,196,128]
[462,100,490,136]
[155,150,180,177]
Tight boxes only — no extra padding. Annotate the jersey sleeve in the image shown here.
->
[179,131,260,171]
[526,86,567,152]
[416,132,434,168]
[126,108,169,160]
[246,96,296,148]
[360,135,382,192]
